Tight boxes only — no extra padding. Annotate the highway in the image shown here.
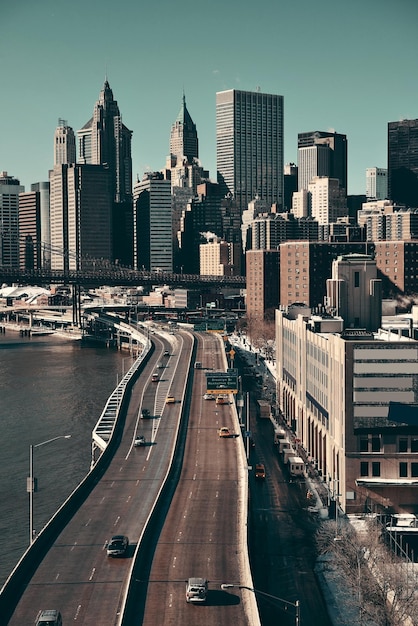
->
[137,331,254,625]
[8,328,194,625]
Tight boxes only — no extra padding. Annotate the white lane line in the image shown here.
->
[89,568,96,581]
[74,605,82,620]
[114,515,120,526]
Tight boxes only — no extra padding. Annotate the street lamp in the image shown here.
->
[220,583,300,626]
[27,435,71,545]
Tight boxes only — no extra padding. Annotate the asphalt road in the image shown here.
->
[8,329,193,626]
[140,331,253,625]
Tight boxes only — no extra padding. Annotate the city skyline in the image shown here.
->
[1,0,417,196]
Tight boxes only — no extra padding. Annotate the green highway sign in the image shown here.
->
[205,370,239,394]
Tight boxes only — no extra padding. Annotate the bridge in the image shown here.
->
[0,267,246,289]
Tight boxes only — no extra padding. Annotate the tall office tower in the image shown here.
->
[308,176,347,225]
[326,253,382,331]
[291,189,310,218]
[31,182,50,268]
[366,167,387,201]
[78,80,133,265]
[246,249,280,321]
[0,171,24,267]
[18,191,41,269]
[216,89,284,214]
[133,172,172,272]
[54,119,76,166]
[49,164,112,271]
[297,130,347,193]
[388,119,418,207]
[169,93,198,164]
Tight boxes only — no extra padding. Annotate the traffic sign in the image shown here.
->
[205,371,239,394]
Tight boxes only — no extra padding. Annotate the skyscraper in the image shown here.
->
[216,89,284,212]
[169,93,198,164]
[54,119,76,166]
[133,172,172,272]
[388,119,418,207]
[0,171,24,267]
[49,164,112,271]
[297,130,347,192]
[78,81,133,265]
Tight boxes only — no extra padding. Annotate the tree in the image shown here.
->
[316,517,418,625]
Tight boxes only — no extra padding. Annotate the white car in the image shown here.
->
[203,393,215,400]
[134,435,146,446]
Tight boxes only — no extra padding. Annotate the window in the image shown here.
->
[360,462,369,477]
[360,438,368,452]
[371,436,381,452]
[372,462,381,477]
[354,271,360,287]
[411,438,418,453]
[399,438,408,452]
[412,463,418,478]
[399,462,408,478]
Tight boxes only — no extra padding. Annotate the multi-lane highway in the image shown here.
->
[7,328,257,626]
[8,328,195,625]
[138,331,255,625]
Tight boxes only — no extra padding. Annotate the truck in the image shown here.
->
[256,399,271,419]
[288,456,305,477]
[186,577,208,603]
[255,463,266,479]
[273,427,286,446]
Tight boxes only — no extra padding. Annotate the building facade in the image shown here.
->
[246,249,280,320]
[276,304,418,515]
[297,130,347,193]
[18,191,41,269]
[0,171,24,267]
[78,80,133,265]
[49,164,112,271]
[366,167,387,201]
[54,119,76,166]
[199,238,240,276]
[133,172,172,272]
[388,118,418,207]
[216,89,284,212]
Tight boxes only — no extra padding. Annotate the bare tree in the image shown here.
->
[316,518,418,625]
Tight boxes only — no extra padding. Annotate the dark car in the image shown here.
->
[141,408,151,419]
[106,535,129,557]
[35,609,62,626]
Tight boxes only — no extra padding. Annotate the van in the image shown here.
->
[35,609,62,626]
[186,577,208,603]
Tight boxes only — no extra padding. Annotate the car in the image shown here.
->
[203,393,215,401]
[106,535,129,557]
[216,395,228,405]
[134,435,146,446]
[151,373,159,382]
[186,577,208,603]
[166,396,175,404]
[157,361,164,369]
[35,610,62,626]
[218,426,231,438]
[163,350,170,356]
[141,408,151,419]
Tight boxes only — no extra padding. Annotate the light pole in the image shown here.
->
[221,583,300,626]
[27,435,71,545]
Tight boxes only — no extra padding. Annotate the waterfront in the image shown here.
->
[0,330,126,587]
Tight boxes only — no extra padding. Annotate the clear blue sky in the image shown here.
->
[1,0,417,196]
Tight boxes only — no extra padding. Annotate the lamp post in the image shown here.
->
[27,435,71,545]
[221,584,300,625]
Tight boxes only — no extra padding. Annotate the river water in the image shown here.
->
[0,330,125,587]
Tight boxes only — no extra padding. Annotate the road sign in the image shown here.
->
[205,371,239,394]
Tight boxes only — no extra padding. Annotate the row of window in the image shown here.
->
[360,461,418,478]
[359,436,418,453]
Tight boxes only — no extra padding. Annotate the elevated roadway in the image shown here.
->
[7,329,193,625]
[6,328,257,625]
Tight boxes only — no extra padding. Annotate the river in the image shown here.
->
[0,330,126,587]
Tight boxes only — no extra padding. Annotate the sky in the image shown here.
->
[1,0,417,196]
